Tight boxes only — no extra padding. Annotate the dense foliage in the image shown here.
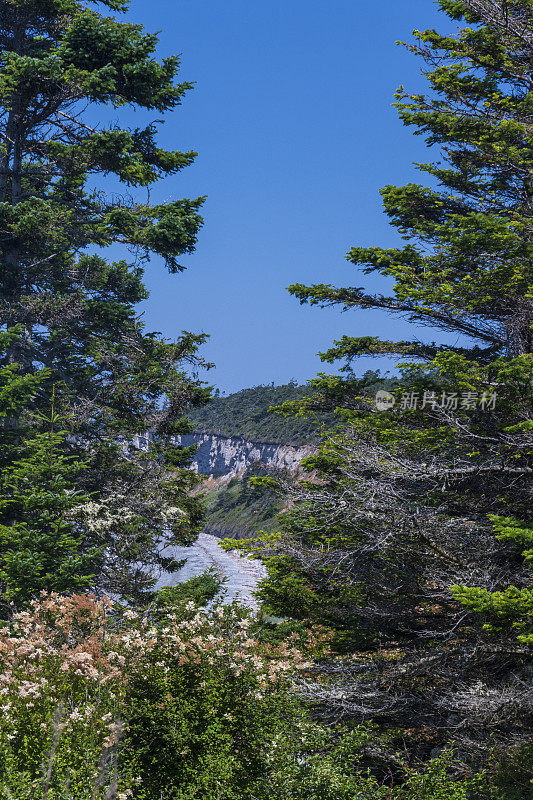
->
[1,0,531,797]
[0,0,211,605]
[0,593,498,800]
[0,328,100,612]
[187,383,335,445]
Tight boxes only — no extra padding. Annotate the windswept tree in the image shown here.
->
[0,0,211,603]
[249,0,533,786]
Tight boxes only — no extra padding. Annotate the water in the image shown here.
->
[156,532,267,610]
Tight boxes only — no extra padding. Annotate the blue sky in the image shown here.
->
[119,0,453,393]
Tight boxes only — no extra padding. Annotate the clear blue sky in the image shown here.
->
[119,0,454,393]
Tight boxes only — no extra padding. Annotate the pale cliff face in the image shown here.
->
[173,433,313,477]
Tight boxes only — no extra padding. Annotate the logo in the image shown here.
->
[375,390,396,411]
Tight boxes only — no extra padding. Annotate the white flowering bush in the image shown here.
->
[117,600,321,799]
[0,594,130,798]
[0,593,324,799]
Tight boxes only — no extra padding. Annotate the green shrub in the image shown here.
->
[0,593,313,799]
[152,569,222,608]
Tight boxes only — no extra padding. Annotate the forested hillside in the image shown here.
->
[186,382,326,443]
[186,375,393,444]
[201,467,284,539]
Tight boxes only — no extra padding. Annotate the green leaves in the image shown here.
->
[75,126,197,186]
[0,352,99,608]
[291,4,533,366]
[453,515,533,645]
[59,11,187,109]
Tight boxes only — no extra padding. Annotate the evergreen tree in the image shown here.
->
[251,0,532,784]
[0,328,98,612]
[0,0,211,600]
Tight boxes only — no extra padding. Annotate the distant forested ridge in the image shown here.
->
[186,382,328,444]
[186,376,393,445]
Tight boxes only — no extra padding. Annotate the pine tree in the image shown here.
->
[0,0,211,600]
[254,0,533,781]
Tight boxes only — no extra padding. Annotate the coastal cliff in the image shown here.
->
[175,433,314,540]
[134,384,320,540]
[132,428,313,540]
[173,432,313,477]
